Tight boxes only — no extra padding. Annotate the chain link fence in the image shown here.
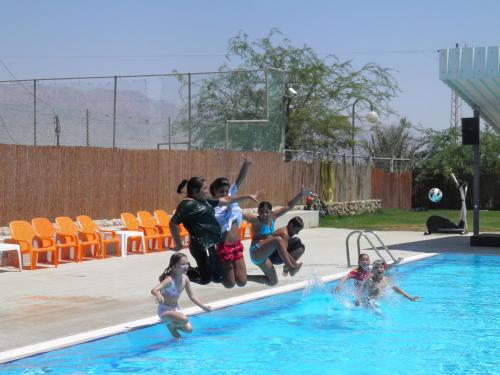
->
[285,150,413,172]
[0,68,287,151]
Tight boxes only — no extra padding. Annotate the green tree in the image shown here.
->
[412,124,500,209]
[183,29,399,152]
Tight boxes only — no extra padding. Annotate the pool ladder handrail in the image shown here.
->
[345,230,398,267]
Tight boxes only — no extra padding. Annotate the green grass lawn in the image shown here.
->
[319,209,500,232]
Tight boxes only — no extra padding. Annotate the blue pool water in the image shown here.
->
[2,253,499,374]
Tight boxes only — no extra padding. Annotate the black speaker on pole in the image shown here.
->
[461,117,479,145]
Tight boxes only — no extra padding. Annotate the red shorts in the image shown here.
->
[217,240,244,262]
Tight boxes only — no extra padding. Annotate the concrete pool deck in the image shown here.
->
[0,227,498,356]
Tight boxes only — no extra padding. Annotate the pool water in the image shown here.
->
[2,253,499,374]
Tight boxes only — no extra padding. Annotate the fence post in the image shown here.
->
[225,121,229,150]
[342,153,346,165]
[112,76,117,148]
[86,109,90,147]
[188,73,192,151]
[168,117,172,150]
[54,115,61,146]
[390,157,394,173]
[33,79,37,146]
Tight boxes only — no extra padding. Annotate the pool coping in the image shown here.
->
[0,252,437,364]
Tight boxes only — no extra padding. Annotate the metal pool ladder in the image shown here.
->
[345,230,397,267]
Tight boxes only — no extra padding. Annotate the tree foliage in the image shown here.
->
[185,29,399,152]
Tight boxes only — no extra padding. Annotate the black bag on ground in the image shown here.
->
[425,215,464,234]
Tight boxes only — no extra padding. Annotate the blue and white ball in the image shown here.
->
[428,188,443,203]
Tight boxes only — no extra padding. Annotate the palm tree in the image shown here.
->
[362,117,418,158]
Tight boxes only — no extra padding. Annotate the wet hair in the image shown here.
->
[258,201,272,211]
[288,216,304,230]
[159,253,188,282]
[209,177,230,196]
[177,177,205,198]
[372,260,385,270]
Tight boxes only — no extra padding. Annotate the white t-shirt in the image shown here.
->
[214,184,243,233]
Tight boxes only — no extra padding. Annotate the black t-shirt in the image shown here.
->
[171,198,222,247]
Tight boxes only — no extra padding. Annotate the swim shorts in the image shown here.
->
[217,240,244,262]
[269,237,305,265]
[157,303,179,318]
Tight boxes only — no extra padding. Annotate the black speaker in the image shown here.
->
[461,117,479,145]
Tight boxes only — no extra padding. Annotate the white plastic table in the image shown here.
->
[0,243,23,271]
[115,231,146,257]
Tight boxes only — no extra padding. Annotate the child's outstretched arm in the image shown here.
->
[218,190,264,206]
[334,274,350,293]
[234,157,251,188]
[272,188,312,219]
[392,285,420,301]
[185,279,211,312]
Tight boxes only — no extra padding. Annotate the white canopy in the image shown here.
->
[439,46,500,130]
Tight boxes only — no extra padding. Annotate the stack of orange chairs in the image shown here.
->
[55,216,101,260]
[137,211,172,250]
[77,215,121,257]
[6,220,59,270]
[154,209,190,248]
[121,212,163,253]
[32,217,81,262]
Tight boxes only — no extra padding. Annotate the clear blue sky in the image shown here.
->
[1,0,498,130]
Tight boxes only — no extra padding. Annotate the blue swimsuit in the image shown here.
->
[249,219,275,265]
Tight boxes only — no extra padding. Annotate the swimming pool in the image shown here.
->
[2,253,499,374]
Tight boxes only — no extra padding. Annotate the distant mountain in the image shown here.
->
[0,81,185,149]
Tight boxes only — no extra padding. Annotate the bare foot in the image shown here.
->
[289,262,302,277]
[167,324,181,338]
[282,265,289,277]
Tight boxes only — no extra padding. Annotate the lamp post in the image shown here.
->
[351,98,379,165]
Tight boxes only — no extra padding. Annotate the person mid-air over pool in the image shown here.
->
[170,176,262,285]
[244,188,310,286]
[210,157,252,289]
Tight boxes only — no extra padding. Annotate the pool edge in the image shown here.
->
[0,252,438,364]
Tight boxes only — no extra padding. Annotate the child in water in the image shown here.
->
[356,260,420,306]
[335,253,402,293]
[151,253,211,338]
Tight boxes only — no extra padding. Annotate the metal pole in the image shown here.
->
[112,76,117,148]
[168,116,172,150]
[188,73,192,151]
[225,121,229,150]
[33,80,37,145]
[54,115,60,146]
[351,101,356,166]
[86,109,89,147]
[473,109,480,235]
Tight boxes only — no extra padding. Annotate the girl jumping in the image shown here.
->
[150,253,211,338]
[210,157,251,288]
[244,189,310,286]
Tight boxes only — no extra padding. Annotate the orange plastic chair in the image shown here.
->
[32,217,81,262]
[6,220,58,270]
[239,220,253,240]
[154,209,189,247]
[55,216,101,260]
[121,212,162,253]
[77,215,120,257]
[137,210,171,250]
